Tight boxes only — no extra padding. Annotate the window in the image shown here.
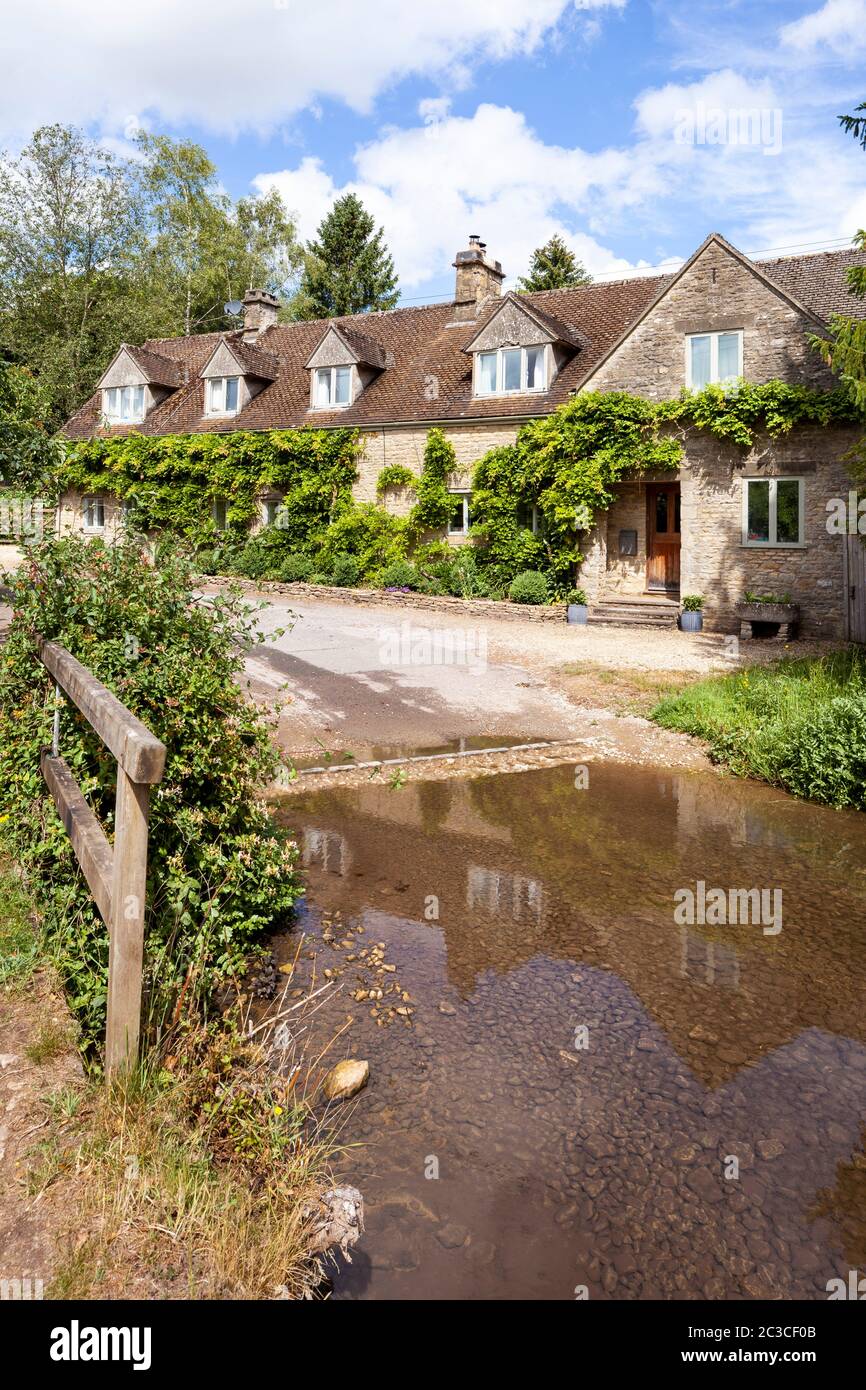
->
[686,331,742,389]
[475,345,547,396]
[206,376,240,416]
[448,492,472,535]
[314,366,352,408]
[743,477,804,547]
[212,497,228,531]
[103,385,145,423]
[83,496,105,531]
[261,498,283,527]
[517,502,543,534]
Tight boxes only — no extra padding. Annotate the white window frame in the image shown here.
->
[102,385,146,424]
[261,498,282,527]
[474,344,548,397]
[448,491,472,536]
[312,365,353,410]
[82,495,106,532]
[517,502,542,534]
[685,330,743,390]
[741,476,805,548]
[205,376,241,417]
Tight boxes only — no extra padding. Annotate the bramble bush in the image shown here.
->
[0,536,302,1054]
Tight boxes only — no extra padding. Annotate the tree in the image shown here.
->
[292,194,399,320]
[0,125,303,426]
[0,359,63,493]
[134,134,302,338]
[0,125,145,427]
[811,106,866,412]
[516,235,592,293]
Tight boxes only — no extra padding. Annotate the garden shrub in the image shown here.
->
[278,553,314,583]
[509,570,549,604]
[330,552,360,588]
[0,537,301,1055]
[380,559,420,589]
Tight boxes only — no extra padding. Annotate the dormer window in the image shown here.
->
[314,366,352,409]
[103,385,145,423]
[206,376,240,416]
[475,345,547,396]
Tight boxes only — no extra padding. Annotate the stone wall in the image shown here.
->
[678,425,858,638]
[219,574,566,623]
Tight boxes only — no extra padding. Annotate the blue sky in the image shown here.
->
[2,0,865,304]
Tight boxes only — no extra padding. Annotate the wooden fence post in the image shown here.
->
[105,769,151,1074]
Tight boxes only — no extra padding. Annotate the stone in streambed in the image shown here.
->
[323,1058,370,1101]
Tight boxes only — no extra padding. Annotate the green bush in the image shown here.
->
[652,650,866,810]
[566,588,588,606]
[278,554,314,583]
[0,537,301,1054]
[309,572,331,585]
[380,559,420,589]
[681,594,703,612]
[330,552,360,588]
[509,570,549,605]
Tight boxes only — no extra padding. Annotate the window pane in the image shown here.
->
[747,480,770,542]
[689,335,711,389]
[503,348,521,392]
[776,479,801,544]
[334,367,351,404]
[315,369,331,406]
[477,353,497,393]
[210,379,224,412]
[655,492,668,534]
[525,346,545,389]
[213,498,227,530]
[133,386,145,418]
[449,496,466,532]
[717,333,740,383]
[225,377,239,412]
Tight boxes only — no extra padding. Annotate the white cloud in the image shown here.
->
[780,0,866,55]
[254,70,866,299]
[0,0,589,143]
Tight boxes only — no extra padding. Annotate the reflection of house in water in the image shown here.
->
[467,865,545,929]
[302,827,351,875]
[680,926,740,991]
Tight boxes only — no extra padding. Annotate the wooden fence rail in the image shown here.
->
[36,638,166,1074]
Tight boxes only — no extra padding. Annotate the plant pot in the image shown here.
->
[567,603,588,625]
[679,610,703,632]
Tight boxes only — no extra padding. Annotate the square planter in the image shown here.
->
[567,603,588,625]
[679,610,703,633]
[736,600,800,641]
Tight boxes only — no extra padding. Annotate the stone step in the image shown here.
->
[587,613,677,629]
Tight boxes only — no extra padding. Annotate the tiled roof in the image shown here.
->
[63,244,865,440]
[224,335,279,381]
[119,343,185,388]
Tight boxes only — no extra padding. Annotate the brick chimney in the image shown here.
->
[242,289,279,340]
[452,236,505,320]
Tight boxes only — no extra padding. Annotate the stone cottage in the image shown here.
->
[62,232,866,638]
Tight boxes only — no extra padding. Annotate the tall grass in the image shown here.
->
[652,648,866,810]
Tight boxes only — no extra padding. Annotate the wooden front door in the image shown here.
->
[646,483,681,593]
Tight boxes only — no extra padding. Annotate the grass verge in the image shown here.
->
[0,853,40,985]
[651,647,866,810]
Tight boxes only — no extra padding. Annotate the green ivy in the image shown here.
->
[408,428,457,537]
[376,463,417,495]
[61,427,362,546]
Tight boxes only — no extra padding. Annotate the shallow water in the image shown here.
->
[274,762,866,1300]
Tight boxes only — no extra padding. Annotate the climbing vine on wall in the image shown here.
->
[61,427,362,545]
